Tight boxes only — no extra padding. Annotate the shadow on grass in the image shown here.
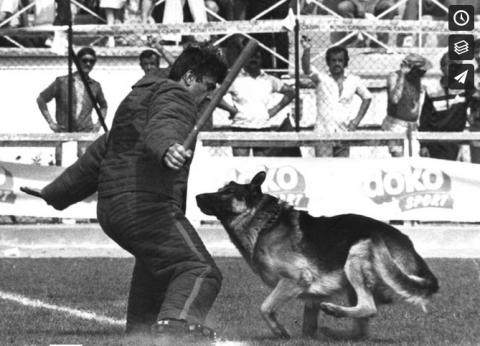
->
[250,333,402,344]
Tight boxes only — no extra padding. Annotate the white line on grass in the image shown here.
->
[0,291,252,345]
[0,290,125,326]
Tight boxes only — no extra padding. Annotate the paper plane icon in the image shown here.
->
[449,63,474,89]
[454,70,468,84]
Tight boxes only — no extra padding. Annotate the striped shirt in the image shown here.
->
[419,78,469,132]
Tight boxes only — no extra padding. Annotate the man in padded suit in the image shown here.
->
[22,44,228,342]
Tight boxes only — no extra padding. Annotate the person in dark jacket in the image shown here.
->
[419,53,471,160]
[23,45,228,341]
[97,45,227,340]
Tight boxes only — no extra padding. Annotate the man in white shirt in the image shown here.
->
[301,39,372,156]
[227,46,294,156]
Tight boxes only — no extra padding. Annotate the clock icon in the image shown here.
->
[453,10,470,27]
[448,5,474,31]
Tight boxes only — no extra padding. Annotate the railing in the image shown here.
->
[0,132,100,146]
[2,131,480,162]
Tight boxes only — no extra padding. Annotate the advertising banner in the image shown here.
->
[186,157,480,223]
[3,157,480,222]
[0,161,96,219]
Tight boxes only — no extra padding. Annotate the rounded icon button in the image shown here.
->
[453,10,470,26]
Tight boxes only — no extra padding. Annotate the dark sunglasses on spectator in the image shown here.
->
[81,58,96,65]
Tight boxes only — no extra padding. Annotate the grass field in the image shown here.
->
[0,257,479,346]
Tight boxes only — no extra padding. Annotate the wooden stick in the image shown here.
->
[182,39,259,149]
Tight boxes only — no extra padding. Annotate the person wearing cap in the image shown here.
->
[36,47,108,165]
[382,53,431,157]
[419,52,472,161]
[469,38,480,163]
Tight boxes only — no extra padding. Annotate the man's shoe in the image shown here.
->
[186,323,217,340]
[151,319,186,335]
[151,319,217,340]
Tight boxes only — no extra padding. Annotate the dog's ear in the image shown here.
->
[250,171,266,188]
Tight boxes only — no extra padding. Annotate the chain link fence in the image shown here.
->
[1,1,480,223]
[0,0,479,162]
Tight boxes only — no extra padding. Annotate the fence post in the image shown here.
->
[294,0,300,132]
[406,124,413,157]
[66,0,74,133]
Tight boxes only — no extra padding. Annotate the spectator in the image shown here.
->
[36,47,108,165]
[160,0,209,43]
[301,39,372,157]
[419,53,470,160]
[469,38,480,163]
[97,45,228,338]
[246,0,290,70]
[141,0,157,23]
[323,0,398,47]
[138,46,174,80]
[397,0,480,47]
[100,0,126,47]
[226,44,296,156]
[204,0,235,21]
[0,0,29,27]
[382,53,431,157]
[139,48,161,76]
[53,0,69,25]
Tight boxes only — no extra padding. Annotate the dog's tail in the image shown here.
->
[371,236,439,311]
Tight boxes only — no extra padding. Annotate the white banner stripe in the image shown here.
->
[186,157,480,223]
[0,291,125,326]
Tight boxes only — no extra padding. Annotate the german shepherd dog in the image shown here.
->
[196,171,439,340]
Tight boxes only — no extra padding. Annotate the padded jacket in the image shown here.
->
[41,133,107,210]
[98,73,197,207]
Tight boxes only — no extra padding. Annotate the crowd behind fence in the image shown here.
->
[0,0,480,163]
[0,1,480,225]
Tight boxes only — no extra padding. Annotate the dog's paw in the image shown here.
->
[275,326,291,339]
[319,302,345,318]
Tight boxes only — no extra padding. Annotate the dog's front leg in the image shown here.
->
[302,300,320,337]
[260,278,303,339]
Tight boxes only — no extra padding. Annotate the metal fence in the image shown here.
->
[0,0,479,161]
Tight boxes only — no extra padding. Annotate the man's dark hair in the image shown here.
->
[77,47,96,60]
[139,49,160,65]
[168,44,228,83]
[440,52,450,67]
[325,46,349,67]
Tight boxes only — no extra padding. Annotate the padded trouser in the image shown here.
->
[125,259,164,333]
[97,192,222,333]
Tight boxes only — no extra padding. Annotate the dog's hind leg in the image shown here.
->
[320,289,370,340]
[302,300,320,337]
[320,240,377,319]
[260,278,304,339]
[347,288,370,338]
